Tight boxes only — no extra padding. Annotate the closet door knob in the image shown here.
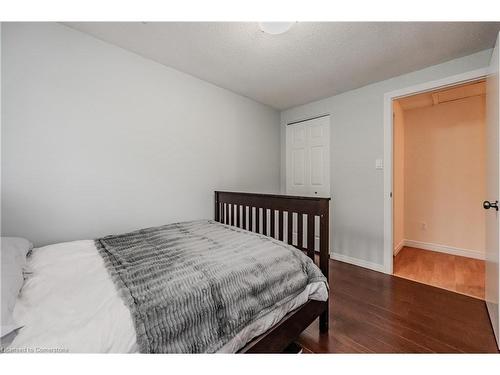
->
[483,200,499,211]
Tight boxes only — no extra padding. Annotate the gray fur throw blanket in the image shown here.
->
[95,220,327,353]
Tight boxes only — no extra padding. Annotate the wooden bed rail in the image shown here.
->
[214,191,330,333]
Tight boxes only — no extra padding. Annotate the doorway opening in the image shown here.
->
[392,79,487,299]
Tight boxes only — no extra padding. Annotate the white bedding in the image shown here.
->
[9,240,328,353]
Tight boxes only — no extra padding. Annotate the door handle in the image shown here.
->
[483,200,499,211]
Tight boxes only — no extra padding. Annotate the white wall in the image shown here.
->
[281,49,492,271]
[1,23,281,246]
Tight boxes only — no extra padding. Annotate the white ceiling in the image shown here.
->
[65,22,500,110]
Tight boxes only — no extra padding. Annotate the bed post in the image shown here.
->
[214,191,220,222]
[319,199,330,333]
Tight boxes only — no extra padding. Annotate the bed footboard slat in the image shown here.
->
[249,207,254,231]
[287,212,293,245]
[297,213,303,250]
[278,210,284,241]
[307,214,315,260]
[263,208,268,236]
[270,209,276,238]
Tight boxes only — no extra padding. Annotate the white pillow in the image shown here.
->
[1,237,33,338]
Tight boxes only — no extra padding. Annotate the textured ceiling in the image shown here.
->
[65,22,500,110]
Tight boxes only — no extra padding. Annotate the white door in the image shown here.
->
[485,32,500,350]
[286,116,330,197]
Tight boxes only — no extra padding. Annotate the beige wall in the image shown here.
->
[393,101,405,253]
[403,95,486,254]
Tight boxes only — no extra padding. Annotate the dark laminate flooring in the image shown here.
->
[297,259,499,353]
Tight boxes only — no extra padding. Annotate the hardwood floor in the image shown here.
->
[297,259,498,353]
[393,246,485,299]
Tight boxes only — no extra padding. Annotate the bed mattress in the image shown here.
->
[9,232,328,353]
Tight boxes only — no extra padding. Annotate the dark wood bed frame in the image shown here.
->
[214,191,330,353]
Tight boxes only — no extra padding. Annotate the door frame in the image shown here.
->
[382,68,488,274]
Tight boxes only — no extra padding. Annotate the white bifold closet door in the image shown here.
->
[486,31,500,350]
[286,115,330,197]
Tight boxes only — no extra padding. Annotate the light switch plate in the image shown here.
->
[375,158,384,170]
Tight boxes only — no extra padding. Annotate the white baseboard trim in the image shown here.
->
[403,239,485,260]
[393,240,405,256]
[330,252,385,273]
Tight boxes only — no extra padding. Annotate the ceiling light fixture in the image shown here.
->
[258,22,295,35]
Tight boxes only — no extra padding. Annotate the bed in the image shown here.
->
[4,191,330,353]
